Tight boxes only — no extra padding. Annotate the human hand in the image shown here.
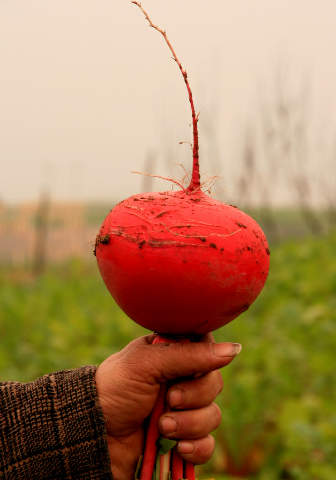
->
[95,333,242,480]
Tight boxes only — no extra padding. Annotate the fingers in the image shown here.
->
[159,403,221,440]
[158,402,220,464]
[177,435,216,465]
[167,370,223,410]
[121,339,242,384]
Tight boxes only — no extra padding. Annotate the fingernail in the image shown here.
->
[169,389,183,408]
[213,342,242,357]
[178,441,194,454]
[161,416,178,435]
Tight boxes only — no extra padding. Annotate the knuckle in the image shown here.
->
[205,341,217,360]
[208,434,216,451]
[195,343,218,372]
[193,436,216,464]
[200,434,215,456]
[216,370,224,395]
[210,403,222,428]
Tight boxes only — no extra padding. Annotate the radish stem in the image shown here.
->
[132,1,200,192]
[159,450,171,480]
[155,451,161,480]
[140,336,170,480]
[171,447,183,480]
[184,461,195,480]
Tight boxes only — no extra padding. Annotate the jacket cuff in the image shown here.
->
[0,365,113,480]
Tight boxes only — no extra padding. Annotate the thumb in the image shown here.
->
[121,341,242,384]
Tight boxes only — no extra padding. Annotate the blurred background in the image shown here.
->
[1,0,335,478]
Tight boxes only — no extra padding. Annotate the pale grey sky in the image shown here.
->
[0,0,335,205]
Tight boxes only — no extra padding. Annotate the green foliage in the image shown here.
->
[0,259,147,382]
[212,232,336,478]
[1,233,336,478]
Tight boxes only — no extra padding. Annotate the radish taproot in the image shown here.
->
[95,2,270,336]
[96,189,269,335]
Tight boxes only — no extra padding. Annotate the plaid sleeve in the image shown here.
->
[0,366,113,480]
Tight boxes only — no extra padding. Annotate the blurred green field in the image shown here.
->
[1,233,336,479]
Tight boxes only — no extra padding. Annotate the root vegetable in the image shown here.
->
[95,4,270,480]
[95,3,270,336]
[96,189,269,335]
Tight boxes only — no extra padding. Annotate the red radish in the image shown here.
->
[96,189,269,335]
[95,4,270,480]
[95,3,270,337]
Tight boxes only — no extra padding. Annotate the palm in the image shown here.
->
[102,364,162,479]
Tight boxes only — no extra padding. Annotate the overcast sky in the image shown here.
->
[1,0,335,205]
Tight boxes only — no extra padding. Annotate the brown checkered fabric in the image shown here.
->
[0,366,113,480]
